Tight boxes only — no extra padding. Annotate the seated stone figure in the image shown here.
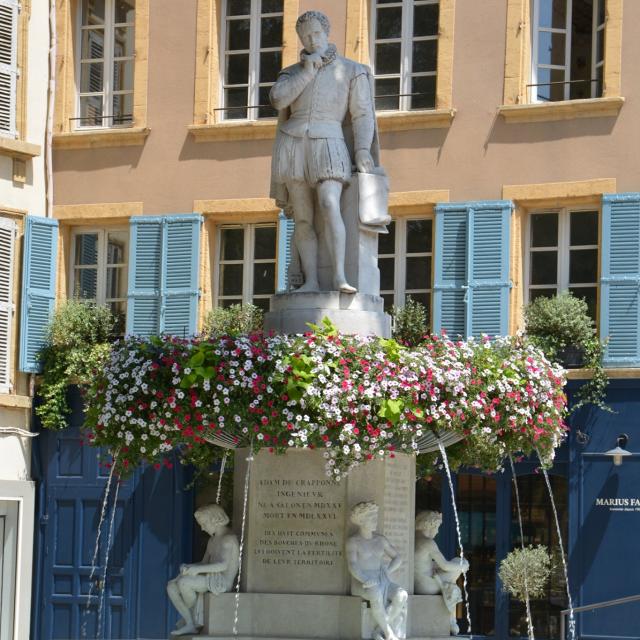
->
[167,504,239,636]
[414,510,469,636]
[347,502,408,640]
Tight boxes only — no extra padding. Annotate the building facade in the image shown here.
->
[18,0,640,638]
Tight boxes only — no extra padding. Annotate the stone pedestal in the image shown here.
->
[263,291,391,337]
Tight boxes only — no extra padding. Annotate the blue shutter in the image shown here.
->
[163,215,202,336]
[433,204,467,337]
[600,193,640,367]
[467,201,512,338]
[127,217,163,336]
[277,212,294,292]
[19,216,58,372]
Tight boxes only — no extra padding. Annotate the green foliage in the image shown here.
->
[524,292,610,413]
[499,545,552,602]
[391,297,429,346]
[202,304,263,337]
[36,301,115,431]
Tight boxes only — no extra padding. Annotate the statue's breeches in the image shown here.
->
[272,132,352,187]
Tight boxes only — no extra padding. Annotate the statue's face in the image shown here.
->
[298,18,328,56]
[360,509,378,530]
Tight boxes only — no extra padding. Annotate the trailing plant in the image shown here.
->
[202,303,263,337]
[391,297,429,347]
[499,545,552,601]
[37,301,115,431]
[524,292,610,413]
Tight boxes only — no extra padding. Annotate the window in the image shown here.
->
[77,0,135,128]
[221,0,283,120]
[378,217,433,318]
[0,0,19,137]
[526,209,599,318]
[214,223,277,311]
[0,217,15,392]
[71,229,128,333]
[371,0,439,111]
[530,0,605,102]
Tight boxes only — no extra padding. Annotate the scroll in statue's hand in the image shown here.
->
[363,579,379,589]
[355,149,375,173]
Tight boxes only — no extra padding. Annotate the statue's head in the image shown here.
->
[415,510,442,537]
[296,11,330,54]
[194,504,229,533]
[350,501,379,528]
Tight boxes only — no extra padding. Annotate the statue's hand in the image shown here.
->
[184,565,201,577]
[363,579,379,589]
[355,149,375,173]
[302,52,322,73]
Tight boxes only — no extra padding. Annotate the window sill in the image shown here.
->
[0,393,32,409]
[53,127,150,149]
[498,97,625,123]
[376,108,456,132]
[565,367,640,380]
[0,137,41,160]
[188,120,277,142]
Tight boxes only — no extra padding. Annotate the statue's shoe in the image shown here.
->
[336,281,357,294]
[171,623,200,636]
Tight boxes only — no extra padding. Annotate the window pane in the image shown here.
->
[406,256,431,290]
[113,60,134,92]
[79,95,104,126]
[531,213,558,247]
[114,0,135,24]
[114,26,135,57]
[406,219,432,253]
[253,263,276,295]
[220,264,244,296]
[109,301,126,335]
[569,0,594,100]
[227,0,251,16]
[569,249,598,284]
[529,288,557,302]
[252,297,270,312]
[221,228,244,260]
[260,51,281,84]
[107,232,128,264]
[82,29,104,59]
[534,67,565,102]
[413,3,439,37]
[570,211,598,246]
[75,234,99,266]
[227,18,251,50]
[224,88,248,119]
[106,266,127,299]
[412,40,437,73]
[411,75,436,110]
[112,93,133,124]
[260,16,283,48]
[80,62,104,93]
[379,221,395,254]
[221,297,243,308]
[375,78,400,110]
[379,257,395,290]
[226,53,250,85]
[537,0,566,29]
[82,0,105,26]
[74,269,98,299]
[376,6,402,40]
[262,0,283,12]
[375,42,401,75]
[538,31,566,66]
[569,286,597,320]
[258,86,277,118]
[381,293,394,312]
[530,251,558,285]
[405,293,430,320]
[254,226,277,259]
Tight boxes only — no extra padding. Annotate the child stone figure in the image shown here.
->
[347,501,408,640]
[414,510,469,635]
[167,504,239,636]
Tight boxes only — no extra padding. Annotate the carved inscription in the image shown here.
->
[383,458,412,586]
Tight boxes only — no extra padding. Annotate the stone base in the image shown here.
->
[264,291,391,337]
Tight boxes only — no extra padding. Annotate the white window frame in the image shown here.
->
[0,0,19,138]
[69,227,128,315]
[213,222,278,307]
[219,0,283,121]
[0,217,16,394]
[379,215,433,312]
[75,0,135,130]
[530,0,605,103]
[524,208,599,305]
[370,0,439,112]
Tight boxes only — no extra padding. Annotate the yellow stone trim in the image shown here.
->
[389,190,449,216]
[503,0,623,106]
[15,0,30,140]
[0,138,41,160]
[498,97,624,123]
[198,218,213,331]
[0,394,32,410]
[54,0,150,134]
[52,128,150,149]
[193,0,299,127]
[54,202,143,221]
[188,120,277,142]
[377,109,455,132]
[344,0,455,112]
[194,197,280,218]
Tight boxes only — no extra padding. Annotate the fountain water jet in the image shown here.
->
[97,478,120,638]
[216,451,228,505]
[233,448,253,636]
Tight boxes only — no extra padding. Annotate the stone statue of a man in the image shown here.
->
[270,10,381,294]
[414,511,469,636]
[167,504,239,636]
[347,502,408,640]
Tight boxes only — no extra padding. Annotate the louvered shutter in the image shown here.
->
[600,193,640,366]
[163,215,201,336]
[0,0,18,137]
[277,212,294,291]
[19,217,58,372]
[433,204,467,337]
[467,201,512,338]
[0,217,15,390]
[127,215,202,337]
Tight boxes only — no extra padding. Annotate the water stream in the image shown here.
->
[216,451,228,505]
[508,455,535,640]
[437,441,473,638]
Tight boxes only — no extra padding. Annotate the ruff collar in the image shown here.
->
[300,43,337,68]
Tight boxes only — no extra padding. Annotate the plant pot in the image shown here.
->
[557,345,586,369]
